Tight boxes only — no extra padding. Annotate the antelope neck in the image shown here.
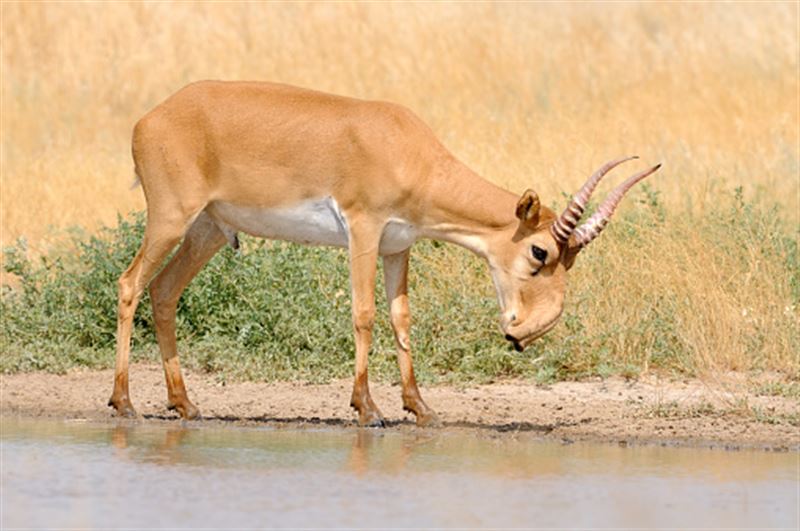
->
[418,158,519,258]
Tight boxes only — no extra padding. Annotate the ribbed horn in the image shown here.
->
[550,156,638,245]
[573,163,662,247]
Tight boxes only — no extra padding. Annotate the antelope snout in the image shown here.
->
[502,310,562,352]
[504,333,525,352]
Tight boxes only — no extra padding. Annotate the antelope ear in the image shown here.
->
[515,189,540,227]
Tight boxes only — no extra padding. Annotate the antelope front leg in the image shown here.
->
[383,250,440,427]
[347,216,385,427]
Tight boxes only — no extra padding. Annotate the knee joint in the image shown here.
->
[353,307,375,332]
[117,277,136,308]
[390,308,411,330]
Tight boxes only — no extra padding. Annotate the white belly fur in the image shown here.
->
[207,197,418,255]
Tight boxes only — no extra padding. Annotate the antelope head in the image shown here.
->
[490,157,662,351]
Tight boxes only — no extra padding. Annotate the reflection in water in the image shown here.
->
[346,429,434,476]
[110,425,190,465]
[95,421,795,483]
[2,417,797,529]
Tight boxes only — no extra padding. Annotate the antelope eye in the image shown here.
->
[531,245,548,262]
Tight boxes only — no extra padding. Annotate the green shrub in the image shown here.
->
[2,189,797,382]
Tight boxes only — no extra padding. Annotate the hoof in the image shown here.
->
[108,397,137,418]
[351,395,385,428]
[403,400,441,428]
[360,415,386,428]
[356,408,386,428]
[167,400,201,420]
[414,410,441,428]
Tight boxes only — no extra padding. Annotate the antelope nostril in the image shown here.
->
[505,334,516,342]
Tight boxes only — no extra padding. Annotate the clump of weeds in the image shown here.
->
[2,189,797,385]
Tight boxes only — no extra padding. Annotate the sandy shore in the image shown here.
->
[1,363,797,450]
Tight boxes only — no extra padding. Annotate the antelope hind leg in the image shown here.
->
[109,220,187,417]
[149,212,226,420]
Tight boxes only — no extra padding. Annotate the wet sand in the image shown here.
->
[1,363,797,450]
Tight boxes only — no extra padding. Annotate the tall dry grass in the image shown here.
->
[1,2,798,377]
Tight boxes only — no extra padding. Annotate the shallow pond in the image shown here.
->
[1,417,796,528]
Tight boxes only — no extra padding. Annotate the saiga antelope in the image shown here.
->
[109,81,660,427]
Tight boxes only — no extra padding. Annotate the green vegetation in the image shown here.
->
[754,381,800,399]
[1,189,798,385]
[643,400,718,420]
[642,398,798,427]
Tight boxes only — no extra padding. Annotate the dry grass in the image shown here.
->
[1,2,798,377]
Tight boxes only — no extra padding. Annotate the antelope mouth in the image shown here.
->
[504,315,561,352]
[505,334,525,352]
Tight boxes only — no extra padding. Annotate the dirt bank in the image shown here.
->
[1,364,797,450]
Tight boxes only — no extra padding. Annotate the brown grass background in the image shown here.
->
[1,2,798,377]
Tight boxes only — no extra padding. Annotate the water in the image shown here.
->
[1,417,797,529]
